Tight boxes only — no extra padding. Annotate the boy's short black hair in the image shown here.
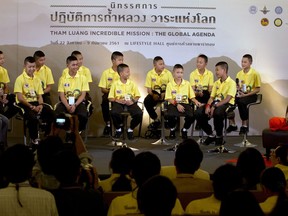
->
[243,54,253,63]
[71,50,82,56]
[173,64,183,71]
[117,63,129,75]
[215,61,229,73]
[66,55,78,64]
[198,54,208,63]
[111,51,123,61]
[33,50,45,59]
[24,56,35,65]
[153,56,163,64]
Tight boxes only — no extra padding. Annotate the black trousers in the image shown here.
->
[18,102,55,140]
[236,94,257,121]
[165,103,194,129]
[42,93,52,106]
[111,102,143,130]
[144,94,160,120]
[0,94,19,119]
[101,93,110,123]
[196,90,210,104]
[55,102,88,131]
[195,104,230,137]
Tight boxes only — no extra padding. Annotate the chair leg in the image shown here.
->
[151,112,173,145]
[234,132,257,147]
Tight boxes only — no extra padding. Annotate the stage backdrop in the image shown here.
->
[1,0,287,137]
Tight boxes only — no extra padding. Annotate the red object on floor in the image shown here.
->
[226,155,272,167]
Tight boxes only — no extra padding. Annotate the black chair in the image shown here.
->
[109,101,144,151]
[234,94,262,147]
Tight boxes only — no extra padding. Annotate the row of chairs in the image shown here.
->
[125,94,262,153]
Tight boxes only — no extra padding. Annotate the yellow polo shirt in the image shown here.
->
[144,68,173,91]
[58,72,90,100]
[62,65,92,83]
[0,66,10,84]
[14,72,43,103]
[0,66,10,90]
[236,68,261,93]
[189,69,214,91]
[98,67,120,90]
[185,194,220,215]
[165,79,195,104]
[108,189,184,216]
[33,65,54,90]
[108,79,141,100]
[260,195,278,214]
[211,76,236,105]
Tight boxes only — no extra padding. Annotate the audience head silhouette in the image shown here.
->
[174,139,203,174]
[138,175,177,216]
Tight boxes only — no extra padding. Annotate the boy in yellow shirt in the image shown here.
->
[108,63,142,140]
[226,54,261,135]
[165,64,201,139]
[144,56,173,129]
[0,50,19,119]
[195,61,236,145]
[99,51,123,136]
[56,56,90,131]
[14,56,55,144]
[33,50,55,105]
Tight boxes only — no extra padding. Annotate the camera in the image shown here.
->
[54,113,71,130]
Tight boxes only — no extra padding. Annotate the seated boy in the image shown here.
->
[165,64,201,139]
[144,56,173,129]
[195,61,236,145]
[108,63,142,140]
[56,56,90,131]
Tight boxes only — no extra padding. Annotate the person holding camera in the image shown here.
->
[14,56,55,145]
[108,63,142,140]
[56,55,90,132]
[144,56,173,130]
[195,61,236,146]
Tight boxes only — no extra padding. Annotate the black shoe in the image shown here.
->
[148,120,161,130]
[203,136,216,146]
[127,131,134,140]
[103,125,111,136]
[114,130,122,139]
[239,126,248,135]
[215,137,224,146]
[181,129,188,139]
[169,130,176,139]
[226,125,238,133]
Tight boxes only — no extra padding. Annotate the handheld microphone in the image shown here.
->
[235,78,239,86]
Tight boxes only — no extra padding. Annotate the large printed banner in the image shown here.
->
[1,0,288,135]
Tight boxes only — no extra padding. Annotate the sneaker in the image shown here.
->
[127,131,134,140]
[114,130,122,139]
[181,129,188,139]
[103,125,111,136]
[169,130,176,139]
[203,136,216,146]
[148,120,161,130]
[215,137,224,146]
[226,125,238,133]
[239,126,248,135]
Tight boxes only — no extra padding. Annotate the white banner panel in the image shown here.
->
[1,0,288,136]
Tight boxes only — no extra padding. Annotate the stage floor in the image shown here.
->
[85,135,265,175]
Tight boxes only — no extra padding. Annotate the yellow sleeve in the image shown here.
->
[144,71,152,88]
[188,84,196,99]
[84,67,93,82]
[254,71,261,87]
[227,80,236,97]
[46,67,55,85]
[208,71,214,86]
[165,83,173,100]
[190,71,195,86]
[108,82,116,99]
[81,76,90,92]
[132,82,141,98]
[210,82,217,98]
[14,77,23,93]
[58,77,64,92]
[98,70,107,88]
[62,68,68,77]
[3,68,10,83]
